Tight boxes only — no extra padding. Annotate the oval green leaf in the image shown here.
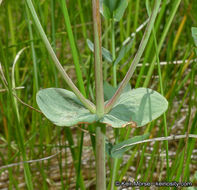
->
[101,88,168,128]
[36,88,98,127]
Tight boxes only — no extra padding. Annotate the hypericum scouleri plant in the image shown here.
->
[26,0,167,189]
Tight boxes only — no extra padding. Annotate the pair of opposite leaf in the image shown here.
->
[100,0,128,21]
[36,82,168,128]
[36,83,168,158]
[36,0,168,128]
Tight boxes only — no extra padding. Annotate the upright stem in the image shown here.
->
[92,0,104,117]
[105,0,161,113]
[92,0,106,189]
[110,18,118,190]
[111,19,117,88]
[96,125,106,190]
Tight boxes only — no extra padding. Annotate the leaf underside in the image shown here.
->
[36,87,168,128]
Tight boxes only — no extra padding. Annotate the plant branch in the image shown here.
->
[25,0,96,113]
[105,0,161,113]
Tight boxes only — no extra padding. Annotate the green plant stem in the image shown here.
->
[143,0,181,88]
[25,0,96,113]
[7,3,16,57]
[77,0,87,39]
[64,128,86,190]
[93,0,105,189]
[0,38,34,190]
[105,0,161,113]
[92,0,104,117]
[8,2,18,83]
[131,0,140,55]
[50,0,58,86]
[59,0,86,96]
[146,1,170,180]
[111,19,117,88]
[110,18,118,190]
[50,0,56,51]
[96,125,106,190]
[109,158,118,190]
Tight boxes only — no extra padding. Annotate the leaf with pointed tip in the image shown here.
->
[114,38,134,66]
[103,0,118,14]
[113,0,128,21]
[36,88,98,127]
[101,88,168,128]
[102,2,112,19]
[86,39,113,63]
[101,0,128,21]
[109,133,150,158]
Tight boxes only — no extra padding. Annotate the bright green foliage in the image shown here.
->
[37,87,168,128]
[106,133,150,158]
[191,27,197,55]
[101,88,168,128]
[86,39,113,63]
[101,0,128,21]
[36,88,98,126]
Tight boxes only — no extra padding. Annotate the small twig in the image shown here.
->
[137,58,197,67]
[0,61,42,113]
[12,93,42,113]
[0,151,61,170]
[114,134,197,152]
[0,86,25,93]
[77,126,95,136]
[0,62,8,87]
